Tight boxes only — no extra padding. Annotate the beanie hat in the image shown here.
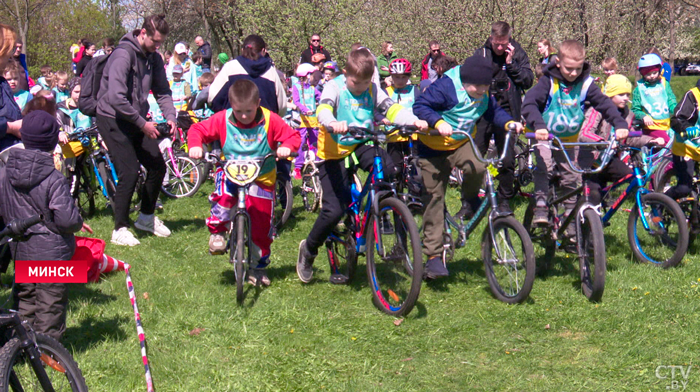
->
[604,74,632,97]
[218,52,229,65]
[460,55,493,85]
[21,110,60,152]
[639,65,661,77]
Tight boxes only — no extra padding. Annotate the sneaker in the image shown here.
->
[533,206,549,225]
[296,240,316,283]
[111,227,141,246]
[293,168,302,180]
[496,199,513,216]
[247,268,271,286]
[134,213,171,237]
[564,221,577,241]
[209,233,226,255]
[424,256,449,279]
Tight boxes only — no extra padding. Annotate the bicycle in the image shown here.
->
[322,126,423,316]
[205,150,297,303]
[522,133,618,301]
[0,215,88,391]
[389,126,425,215]
[420,125,535,304]
[156,123,204,198]
[299,139,322,212]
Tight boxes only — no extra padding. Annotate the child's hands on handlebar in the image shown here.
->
[277,147,292,159]
[615,128,629,140]
[189,146,203,160]
[535,129,549,141]
[329,121,348,134]
[414,120,428,130]
[436,121,453,136]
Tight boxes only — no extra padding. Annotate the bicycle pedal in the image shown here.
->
[329,273,350,285]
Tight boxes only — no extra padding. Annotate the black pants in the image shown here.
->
[475,119,516,200]
[97,115,166,230]
[668,155,697,198]
[577,149,633,205]
[305,144,397,253]
[13,282,68,341]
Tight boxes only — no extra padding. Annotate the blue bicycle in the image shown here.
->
[324,126,423,316]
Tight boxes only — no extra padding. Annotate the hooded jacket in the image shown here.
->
[0,148,83,261]
[522,62,628,132]
[473,37,533,120]
[96,31,176,129]
[208,55,287,116]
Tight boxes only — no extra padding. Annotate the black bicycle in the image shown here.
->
[0,215,88,391]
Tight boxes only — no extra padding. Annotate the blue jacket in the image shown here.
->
[211,55,280,114]
[0,77,22,152]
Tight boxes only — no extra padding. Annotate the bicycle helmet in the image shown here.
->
[638,54,662,69]
[390,58,412,75]
[323,61,339,73]
[295,63,316,78]
[311,53,326,64]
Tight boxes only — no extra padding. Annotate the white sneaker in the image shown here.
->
[134,213,171,237]
[111,227,141,246]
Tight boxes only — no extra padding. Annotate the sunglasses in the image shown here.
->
[432,49,440,53]
[311,39,320,42]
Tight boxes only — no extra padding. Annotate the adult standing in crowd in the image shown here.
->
[299,33,332,65]
[75,41,96,77]
[537,39,557,64]
[420,40,444,82]
[0,25,22,154]
[94,38,115,58]
[471,21,534,216]
[195,36,212,73]
[96,14,176,246]
[377,41,398,85]
[208,34,287,115]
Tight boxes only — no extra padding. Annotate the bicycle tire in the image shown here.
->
[161,155,203,198]
[482,216,536,303]
[627,192,689,268]
[230,214,248,303]
[273,179,293,230]
[366,197,423,316]
[578,208,606,302]
[0,334,87,392]
[301,164,321,212]
[325,229,357,283]
[130,166,147,213]
[652,157,673,192]
[97,160,116,203]
[73,169,95,218]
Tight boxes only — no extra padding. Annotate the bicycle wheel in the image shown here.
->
[522,198,556,276]
[97,160,116,203]
[130,166,147,213]
[325,229,357,284]
[0,334,87,392]
[230,214,248,303]
[578,208,606,302]
[652,157,673,192]
[300,164,321,212]
[273,179,293,230]
[161,155,203,198]
[72,169,95,218]
[366,197,423,316]
[627,192,689,268]
[482,216,536,303]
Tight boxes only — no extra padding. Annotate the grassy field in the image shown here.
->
[7,173,700,392]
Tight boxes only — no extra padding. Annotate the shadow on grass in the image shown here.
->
[424,256,485,292]
[69,284,118,306]
[64,314,130,353]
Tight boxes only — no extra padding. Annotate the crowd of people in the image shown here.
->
[0,13,696,343]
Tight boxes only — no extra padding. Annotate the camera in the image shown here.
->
[156,122,172,137]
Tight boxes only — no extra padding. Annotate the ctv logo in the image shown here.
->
[656,365,692,390]
[15,260,88,283]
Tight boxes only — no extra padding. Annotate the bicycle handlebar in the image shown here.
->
[0,215,42,241]
[524,132,618,174]
[204,150,298,164]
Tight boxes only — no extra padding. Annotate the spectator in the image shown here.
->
[167,43,193,81]
[420,40,444,81]
[194,36,212,73]
[376,41,398,85]
[0,25,23,153]
[75,41,96,77]
[94,38,115,58]
[96,14,176,246]
[12,41,31,90]
[300,34,332,64]
[537,39,557,64]
[417,54,457,94]
[4,61,31,112]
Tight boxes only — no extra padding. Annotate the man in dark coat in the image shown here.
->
[299,34,332,65]
[195,36,212,72]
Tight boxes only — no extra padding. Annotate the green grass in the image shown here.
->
[669,75,700,102]
[9,180,700,391]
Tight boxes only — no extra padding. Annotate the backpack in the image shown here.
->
[79,45,136,117]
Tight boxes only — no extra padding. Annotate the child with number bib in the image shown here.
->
[57,78,93,161]
[170,64,191,113]
[291,63,320,179]
[522,40,628,237]
[296,48,426,284]
[188,80,299,286]
[632,54,676,144]
[385,58,419,174]
[667,78,700,199]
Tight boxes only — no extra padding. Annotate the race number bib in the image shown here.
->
[224,159,262,186]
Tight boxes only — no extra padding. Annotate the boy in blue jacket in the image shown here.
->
[413,55,522,279]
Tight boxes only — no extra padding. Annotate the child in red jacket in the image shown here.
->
[188,79,300,285]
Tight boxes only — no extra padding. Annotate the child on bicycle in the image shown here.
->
[291,63,320,179]
[188,79,299,286]
[667,78,700,199]
[0,110,87,341]
[412,54,523,279]
[632,54,676,144]
[522,40,629,233]
[578,74,665,203]
[57,78,93,166]
[385,59,419,173]
[296,47,427,284]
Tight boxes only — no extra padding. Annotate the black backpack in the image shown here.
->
[79,45,135,117]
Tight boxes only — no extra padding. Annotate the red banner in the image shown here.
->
[15,260,88,283]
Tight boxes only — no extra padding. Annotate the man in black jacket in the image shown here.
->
[299,34,332,65]
[195,36,212,72]
[96,14,176,246]
[470,21,534,216]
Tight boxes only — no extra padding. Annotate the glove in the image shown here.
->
[683,126,700,139]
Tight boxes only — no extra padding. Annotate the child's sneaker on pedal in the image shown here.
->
[111,227,141,246]
[424,256,449,279]
[134,213,171,237]
[209,233,226,255]
[293,168,302,180]
[533,206,549,225]
[248,268,271,286]
[297,240,316,283]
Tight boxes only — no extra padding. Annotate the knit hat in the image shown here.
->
[21,110,60,152]
[172,64,184,74]
[460,55,493,85]
[639,65,661,77]
[604,74,632,97]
